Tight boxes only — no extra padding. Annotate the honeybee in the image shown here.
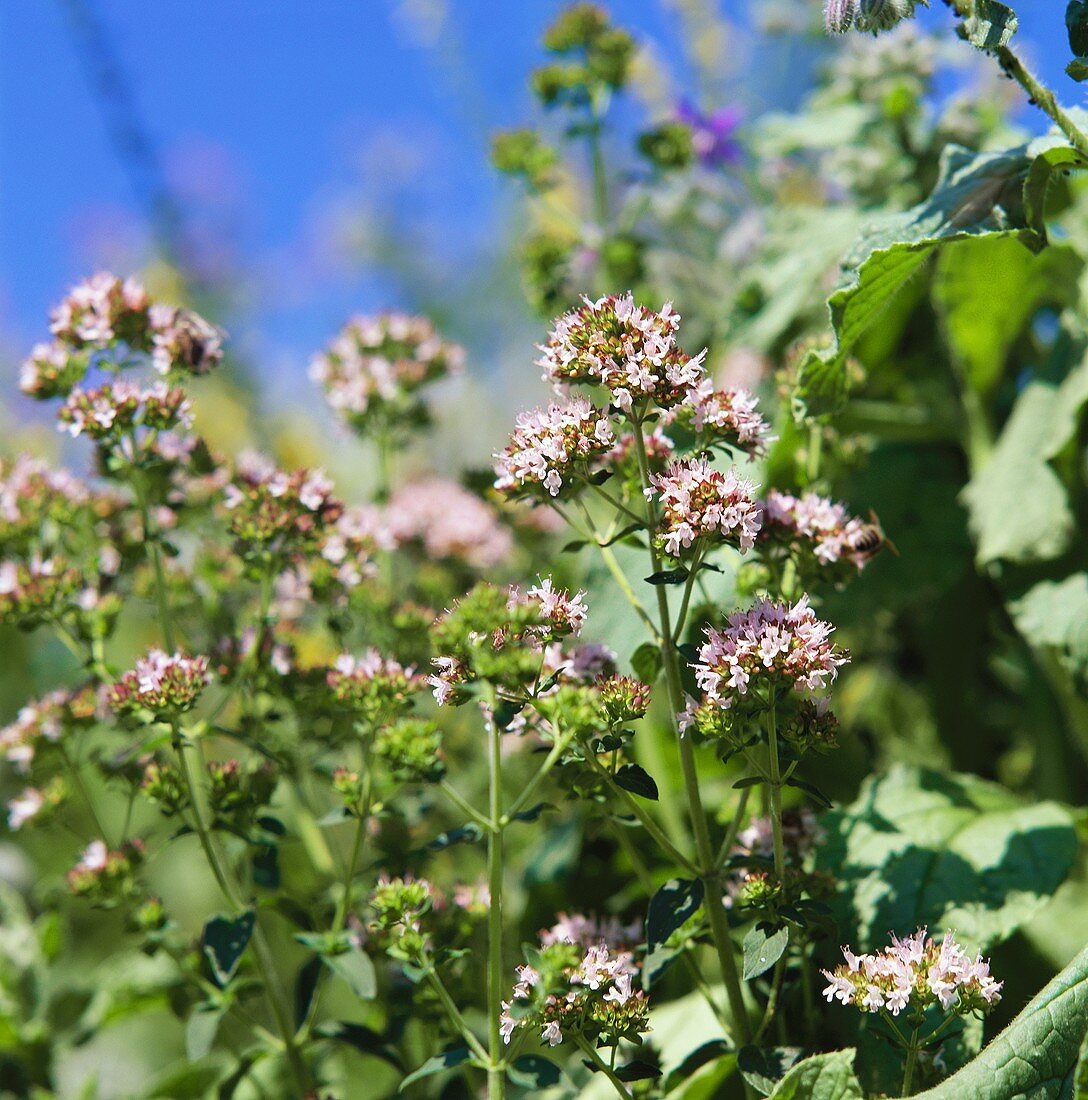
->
[853,510,897,561]
[170,309,226,373]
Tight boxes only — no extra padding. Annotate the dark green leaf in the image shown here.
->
[614,763,659,801]
[399,1046,474,1092]
[508,1054,563,1088]
[646,877,704,989]
[562,539,588,553]
[738,1046,805,1096]
[251,844,279,889]
[733,776,763,790]
[630,642,662,684]
[645,568,690,586]
[1069,1,1088,57]
[426,823,485,850]
[202,910,255,987]
[295,956,322,1027]
[616,1060,661,1082]
[509,802,554,824]
[664,1039,732,1090]
[316,1021,403,1069]
[783,776,831,808]
[743,923,790,981]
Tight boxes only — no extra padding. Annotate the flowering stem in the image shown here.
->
[575,1035,632,1099]
[504,731,572,821]
[629,416,753,1049]
[714,785,751,870]
[333,739,373,933]
[765,698,787,892]
[129,464,177,652]
[587,92,610,230]
[440,779,492,829]
[58,742,113,846]
[671,543,705,645]
[901,1024,922,1097]
[486,703,507,1100]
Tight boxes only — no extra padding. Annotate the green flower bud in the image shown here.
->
[637,122,695,170]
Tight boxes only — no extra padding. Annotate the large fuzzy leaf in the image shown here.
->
[794,140,1076,419]
[1010,574,1088,684]
[816,765,1077,950]
[766,1049,862,1100]
[915,943,1088,1098]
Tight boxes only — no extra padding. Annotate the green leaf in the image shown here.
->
[738,1046,804,1096]
[815,765,1078,951]
[616,1060,662,1082]
[144,1061,225,1098]
[958,0,1018,50]
[766,1049,863,1100]
[1075,1026,1088,1098]
[426,822,485,850]
[645,568,690,586]
[322,947,377,1000]
[914,943,1088,1098]
[934,238,1081,396]
[316,1021,403,1069]
[630,642,662,684]
[1069,2,1088,58]
[1010,574,1088,683]
[614,763,659,801]
[399,1046,474,1092]
[645,878,704,990]
[508,1054,563,1088]
[185,1003,223,1061]
[1071,58,1088,81]
[202,911,255,987]
[1024,147,1088,243]
[664,1040,732,1091]
[743,923,789,981]
[962,357,1088,566]
[795,142,1068,421]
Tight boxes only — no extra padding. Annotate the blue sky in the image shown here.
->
[0,1,1075,391]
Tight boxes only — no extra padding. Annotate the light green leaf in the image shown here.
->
[1010,574,1088,684]
[935,238,1081,396]
[794,141,1070,420]
[915,943,1088,1098]
[185,1003,223,1061]
[962,356,1088,567]
[322,947,377,1000]
[766,1049,862,1100]
[815,765,1078,950]
[743,923,789,981]
[399,1046,474,1092]
[959,0,1018,50]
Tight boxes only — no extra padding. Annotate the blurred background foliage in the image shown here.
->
[3,1,1088,1097]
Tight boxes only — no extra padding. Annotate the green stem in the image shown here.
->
[440,779,493,829]
[671,543,705,644]
[715,786,751,869]
[901,1025,921,1097]
[58,743,113,846]
[766,699,787,891]
[130,465,177,652]
[425,969,490,1064]
[504,732,571,821]
[487,704,506,1100]
[575,1035,632,1099]
[629,417,753,1050]
[333,752,373,933]
[587,94,610,230]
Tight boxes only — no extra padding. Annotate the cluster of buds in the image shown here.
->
[326,650,420,723]
[310,504,390,595]
[109,650,211,717]
[538,293,706,413]
[690,596,848,710]
[366,874,441,963]
[207,759,277,835]
[0,555,79,625]
[224,453,342,563]
[493,396,616,498]
[57,380,193,442]
[501,914,649,1049]
[0,686,101,771]
[22,273,224,398]
[141,759,191,817]
[531,674,651,744]
[682,380,773,457]
[648,456,761,557]
[385,479,513,570]
[310,312,464,435]
[0,455,89,545]
[723,809,832,907]
[67,838,145,904]
[759,490,880,576]
[429,580,590,703]
[532,5,636,108]
[822,929,1002,1016]
[373,717,445,783]
[6,777,67,831]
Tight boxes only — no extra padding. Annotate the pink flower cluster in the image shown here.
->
[691,596,848,707]
[648,456,761,556]
[493,396,615,497]
[327,650,419,716]
[510,577,589,639]
[541,642,618,683]
[49,272,150,346]
[538,292,706,411]
[686,380,773,456]
[310,312,464,426]
[822,929,1003,1016]
[109,650,211,715]
[386,478,512,569]
[0,687,101,771]
[0,455,88,533]
[540,911,643,951]
[760,490,875,570]
[57,380,193,441]
[0,554,78,620]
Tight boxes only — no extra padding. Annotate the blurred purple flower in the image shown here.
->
[676,100,743,168]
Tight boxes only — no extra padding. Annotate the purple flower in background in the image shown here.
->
[676,100,743,167]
